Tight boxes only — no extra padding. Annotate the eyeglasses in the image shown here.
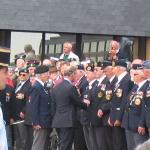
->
[19,73,26,77]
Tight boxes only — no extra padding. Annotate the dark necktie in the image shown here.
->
[15,82,22,93]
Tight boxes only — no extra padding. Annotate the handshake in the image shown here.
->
[83,99,91,107]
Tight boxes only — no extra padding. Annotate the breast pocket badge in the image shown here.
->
[98,91,103,98]
[16,93,25,100]
[105,90,112,101]
[101,84,106,91]
[146,90,150,97]
[116,89,123,98]
[6,93,11,102]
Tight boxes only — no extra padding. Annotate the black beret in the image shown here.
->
[143,61,150,69]
[77,64,84,70]
[27,60,39,68]
[27,63,37,68]
[19,67,29,74]
[102,60,113,67]
[0,47,10,67]
[97,61,103,67]
[15,54,26,60]
[115,60,127,68]
[35,65,49,74]
[132,64,143,70]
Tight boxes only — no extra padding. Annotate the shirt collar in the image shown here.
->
[89,79,96,86]
[36,78,44,87]
[97,75,106,86]
[117,71,127,84]
[137,80,147,91]
[109,75,115,83]
[64,77,72,84]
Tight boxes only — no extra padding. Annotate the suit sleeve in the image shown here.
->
[69,86,87,110]
[138,96,146,127]
[30,87,40,125]
[10,88,16,119]
[50,88,56,118]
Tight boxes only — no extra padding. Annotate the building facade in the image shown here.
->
[0,0,150,59]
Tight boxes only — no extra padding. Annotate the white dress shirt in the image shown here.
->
[60,51,79,61]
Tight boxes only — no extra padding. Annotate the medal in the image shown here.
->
[101,84,106,91]
[105,90,112,100]
[106,95,111,100]
[135,98,141,106]
[98,91,103,98]
[116,89,122,98]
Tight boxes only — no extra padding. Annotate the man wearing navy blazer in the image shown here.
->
[30,65,52,150]
[52,65,88,150]
[108,60,132,150]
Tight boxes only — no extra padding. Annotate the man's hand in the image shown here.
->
[20,112,25,119]
[33,125,42,130]
[108,117,113,126]
[97,109,103,118]
[83,99,91,106]
[114,120,121,127]
[10,118,15,124]
[138,127,145,135]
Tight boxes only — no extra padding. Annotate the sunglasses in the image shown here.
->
[19,73,27,77]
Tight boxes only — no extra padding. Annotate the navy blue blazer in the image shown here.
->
[15,79,32,120]
[30,80,52,128]
[89,77,108,126]
[122,81,148,132]
[52,79,87,128]
[0,85,16,125]
[143,81,150,128]
[109,73,131,124]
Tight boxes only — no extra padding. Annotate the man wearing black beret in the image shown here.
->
[30,65,52,150]
[108,60,132,150]
[14,67,32,150]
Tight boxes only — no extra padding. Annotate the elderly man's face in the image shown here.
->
[0,68,8,90]
[40,72,49,82]
[133,70,145,83]
[94,67,103,79]
[110,41,119,53]
[49,71,58,81]
[63,43,72,54]
[104,66,114,78]
[16,59,25,68]
[19,72,29,81]
[85,71,95,82]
